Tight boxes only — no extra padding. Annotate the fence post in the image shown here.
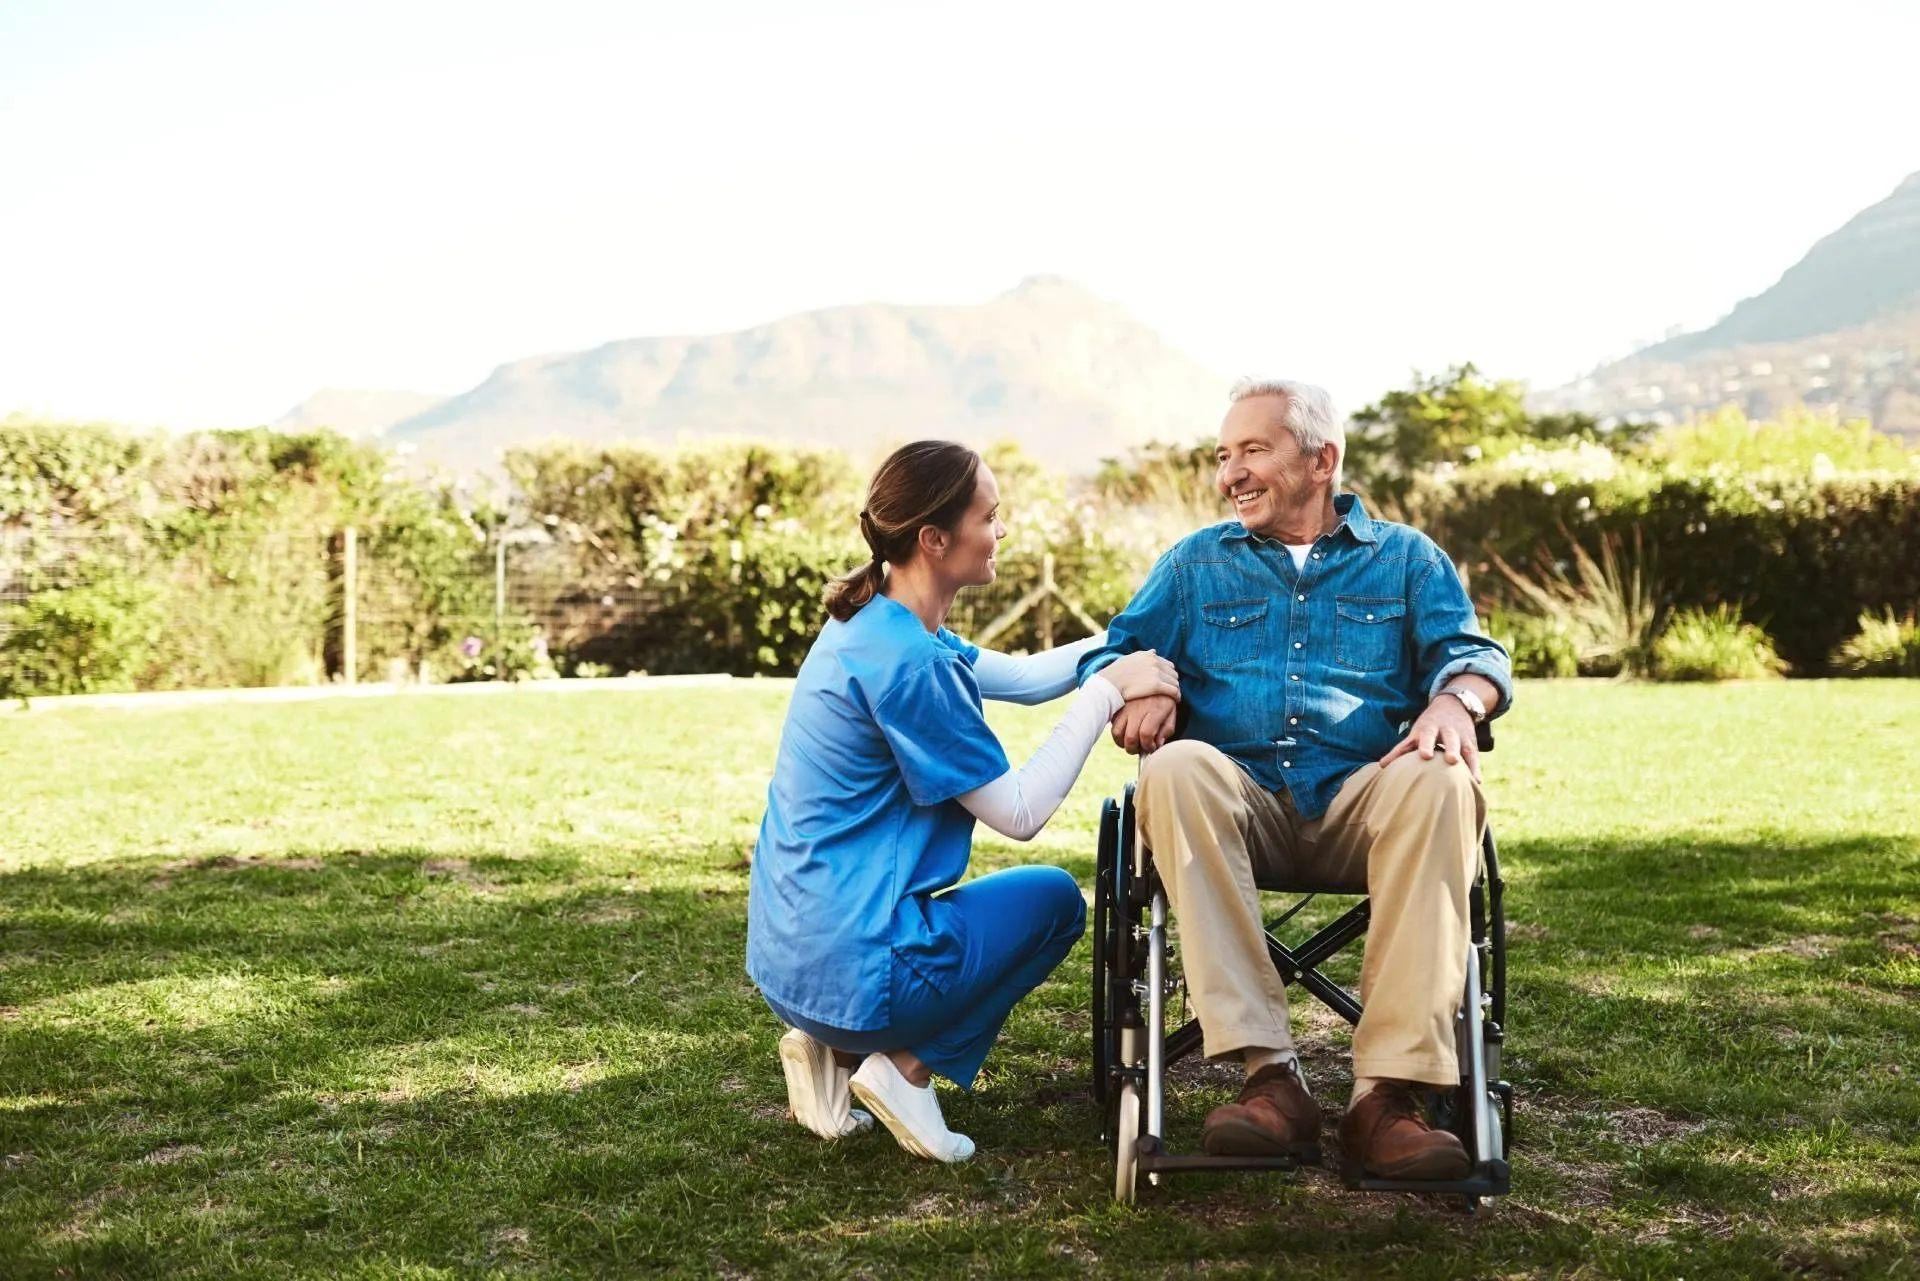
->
[494,535,507,648]
[341,526,358,686]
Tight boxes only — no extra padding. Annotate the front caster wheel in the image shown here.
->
[1113,1081,1140,1204]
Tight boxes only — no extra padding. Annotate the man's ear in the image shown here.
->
[1314,443,1340,484]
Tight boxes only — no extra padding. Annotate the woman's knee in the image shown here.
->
[1033,864,1087,942]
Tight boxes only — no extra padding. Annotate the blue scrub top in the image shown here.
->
[746,594,1011,1032]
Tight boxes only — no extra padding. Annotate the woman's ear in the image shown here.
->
[917,524,948,560]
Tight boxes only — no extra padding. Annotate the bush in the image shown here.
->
[448,623,558,683]
[1830,610,1920,676]
[1488,531,1661,677]
[355,495,496,681]
[0,571,164,697]
[1486,608,1579,678]
[1651,606,1784,682]
[149,534,331,689]
[1411,466,1920,673]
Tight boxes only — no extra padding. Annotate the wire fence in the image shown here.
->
[0,526,1100,691]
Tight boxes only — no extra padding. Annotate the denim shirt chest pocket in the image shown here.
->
[1199,597,1269,670]
[1334,595,1407,672]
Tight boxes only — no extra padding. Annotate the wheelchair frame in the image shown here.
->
[1090,779,1513,1210]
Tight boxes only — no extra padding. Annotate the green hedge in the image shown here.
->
[1412,468,1920,673]
[0,570,164,698]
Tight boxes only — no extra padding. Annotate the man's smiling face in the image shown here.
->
[1215,392,1320,539]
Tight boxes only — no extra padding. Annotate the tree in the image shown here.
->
[1346,364,1632,507]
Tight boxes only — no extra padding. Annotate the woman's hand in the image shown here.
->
[1098,649,1181,703]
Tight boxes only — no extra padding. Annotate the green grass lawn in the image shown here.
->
[3,680,1918,1279]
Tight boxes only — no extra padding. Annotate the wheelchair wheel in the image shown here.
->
[1112,1034,1141,1204]
[1091,797,1119,1118]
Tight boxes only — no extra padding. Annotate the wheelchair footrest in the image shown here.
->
[1136,1137,1312,1175]
[1347,1159,1510,1197]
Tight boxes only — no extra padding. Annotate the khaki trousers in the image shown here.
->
[1133,741,1487,1086]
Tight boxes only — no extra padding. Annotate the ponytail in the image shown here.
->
[824,557,886,622]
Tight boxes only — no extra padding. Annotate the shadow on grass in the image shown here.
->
[3,832,1917,1277]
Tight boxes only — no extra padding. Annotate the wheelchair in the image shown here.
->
[1090,741,1512,1210]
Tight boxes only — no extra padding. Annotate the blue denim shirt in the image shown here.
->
[1078,494,1513,820]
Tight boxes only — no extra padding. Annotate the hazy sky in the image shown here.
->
[3,0,1917,428]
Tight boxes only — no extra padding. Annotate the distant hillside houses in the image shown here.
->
[1540,170,1920,445]
[1542,318,1920,446]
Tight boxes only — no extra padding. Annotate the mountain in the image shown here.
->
[275,388,449,438]
[1541,171,1920,443]
[374,277,1227,472]
[1642,172,1920,361]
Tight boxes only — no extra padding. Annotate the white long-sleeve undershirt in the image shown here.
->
[957,673,1125,841]
[970,631,1108,705]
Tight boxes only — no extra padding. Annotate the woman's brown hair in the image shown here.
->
[823,441,982,622]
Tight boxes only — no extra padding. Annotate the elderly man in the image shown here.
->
[1077,377,1512,1180]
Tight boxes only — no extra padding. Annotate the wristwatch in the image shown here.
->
[1436,684,1487,722]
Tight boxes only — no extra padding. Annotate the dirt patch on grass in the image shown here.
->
[139,1142,203,1165]
[1727,934,1847,962]
[1530,1093,1705,1147]
[1771,935,1845,959]
[423,857,505,895]
[581,903,644,924]
[1877,934,1920,960]
[1604,1105,1706,1145]
[145,851,327,886]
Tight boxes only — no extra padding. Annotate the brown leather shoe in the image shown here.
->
[1338,1081,1470,1180]
[1200,1061,1322,1158]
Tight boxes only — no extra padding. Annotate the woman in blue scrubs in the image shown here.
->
[747,441,1180,1162]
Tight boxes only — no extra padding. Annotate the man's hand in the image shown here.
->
[1111,693,1178,755]
[1378,693,1482,783]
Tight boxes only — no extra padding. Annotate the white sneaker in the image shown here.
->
[777,1028,873,1139]
[849,1053,975,1163]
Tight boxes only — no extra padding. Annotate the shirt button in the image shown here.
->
[1289,674,1300,682]
[1282,760,1292,768]
[1229,615,1237,623]
[1296,594,1306,602]
[1313,552,1322,560]
[1293,642,1302,649]
[1366,612,1375,621]
[1289,716,1299,725]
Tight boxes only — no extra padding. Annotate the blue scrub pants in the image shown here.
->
[762,865,1086,1090]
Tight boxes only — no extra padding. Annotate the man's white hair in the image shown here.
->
[1227,377,1345,488]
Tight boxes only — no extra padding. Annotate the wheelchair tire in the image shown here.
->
[1113,1080,1140,1204]
[1091,798,1119,1117]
